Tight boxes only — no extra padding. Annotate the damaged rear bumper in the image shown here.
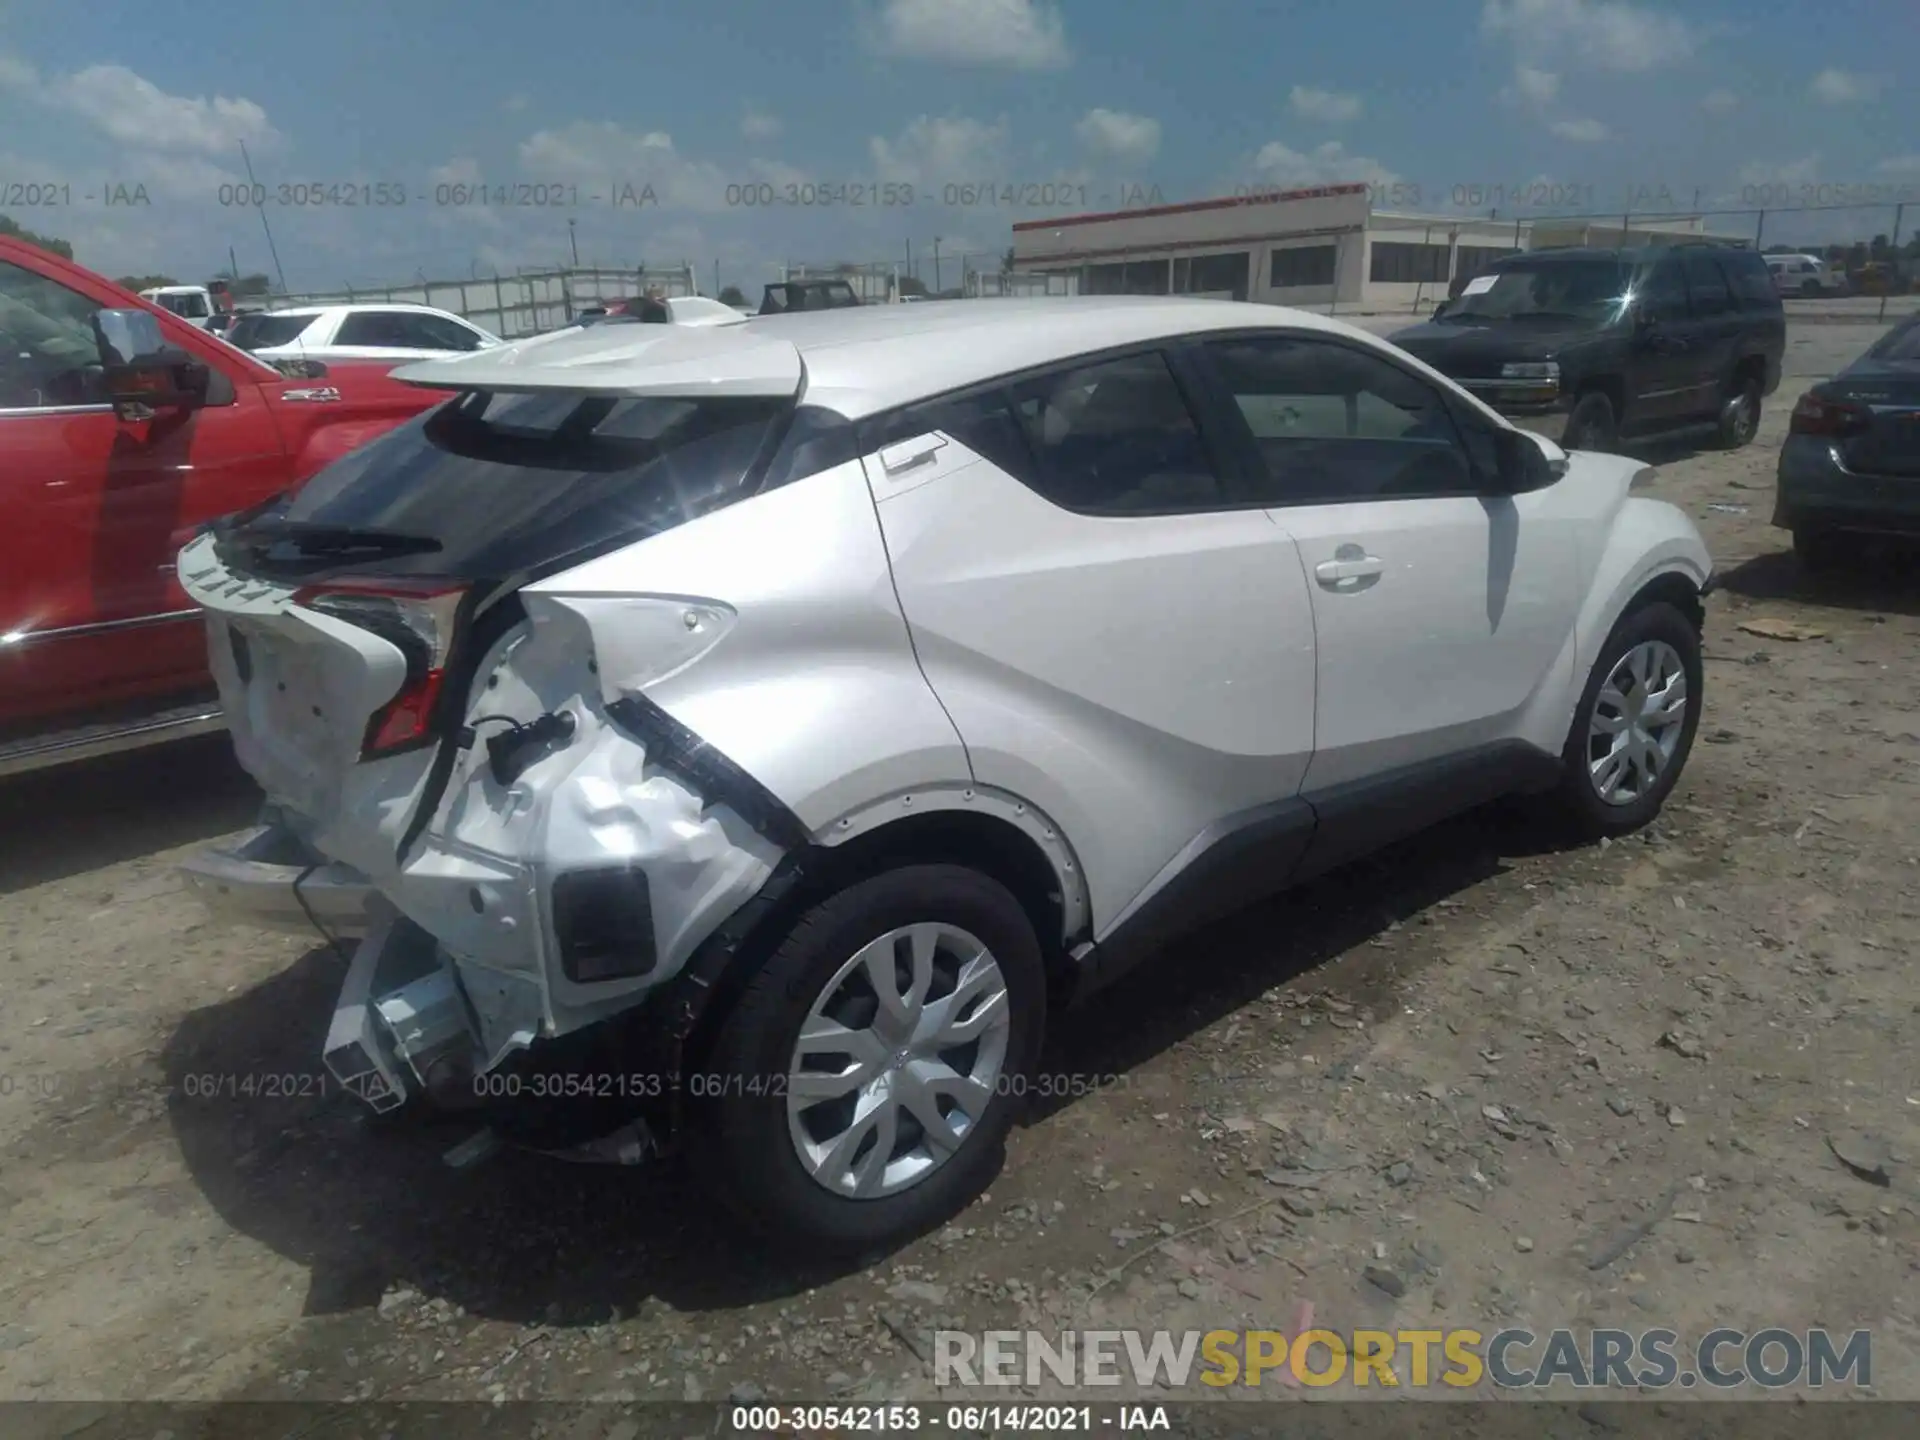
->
[181,821,375,940]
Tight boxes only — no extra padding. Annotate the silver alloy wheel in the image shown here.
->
[1725,388,1759,444]
[1586,639,1689,806]
[786,922,1012,1199]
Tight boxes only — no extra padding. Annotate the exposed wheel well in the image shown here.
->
[1729,353,1767,391]
[677,810,1076,1078]
[1624,569,1705,636]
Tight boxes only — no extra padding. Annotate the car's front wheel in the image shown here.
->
[688,864,1045,1255]
[1563,390,1619,452]
[1716,375,1762,449]
[1553,599,1703,839]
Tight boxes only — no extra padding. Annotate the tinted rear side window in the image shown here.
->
[229,314,318,349]
[1723,252,1781,308]
[234,390,791,581]
[1005,351,1224,515]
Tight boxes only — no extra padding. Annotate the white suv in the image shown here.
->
[179,298,1713,1252]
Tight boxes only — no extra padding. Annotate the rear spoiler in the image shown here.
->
[392,325,803,399]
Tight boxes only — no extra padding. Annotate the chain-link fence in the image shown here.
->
[258,264,700,338]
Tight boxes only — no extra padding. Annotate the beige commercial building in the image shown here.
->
[1010,183,1739,312]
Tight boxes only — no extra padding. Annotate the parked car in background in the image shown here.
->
[758,278,862,314]
[0,236,451,776]
[139,285,219,329]
[1391,243,1784,453]
[205,306,264,339]
[228,303,501,366]
[1766,253,1847,297]
[1774,312,1920,570]
[179,297,1712,1252]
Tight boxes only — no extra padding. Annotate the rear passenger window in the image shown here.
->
[1683,254,1734,317]
[760,406,861,491]
[1005,352,1224,514]
[872,390,1034,482]
[1726,253,1781,308]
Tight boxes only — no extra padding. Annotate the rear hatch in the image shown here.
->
[182,324,804,874]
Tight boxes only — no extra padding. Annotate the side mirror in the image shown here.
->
[93,308,205,420]
[1493,426,1567,493]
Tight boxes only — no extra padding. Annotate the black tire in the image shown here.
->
[1792,527,1849,575]
[1551,600,1703,840]
[1800,279,1820,297]
[1715,373,1762,449]
[1562,390,1619,453]
[686,864,1046,1256]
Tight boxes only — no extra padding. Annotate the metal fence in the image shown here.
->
[256,265,700,338]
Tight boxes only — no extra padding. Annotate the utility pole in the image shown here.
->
[568,218,580,267]
[933,236,943,294]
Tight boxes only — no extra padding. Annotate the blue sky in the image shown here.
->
[2,0,1915,292]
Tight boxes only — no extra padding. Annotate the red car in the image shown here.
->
[0,236,448,774]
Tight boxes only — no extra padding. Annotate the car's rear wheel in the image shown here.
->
[1563,390,1619,452]
[687,864,1045,1255]
[1800,279,1821,297]
[1552,600,1703,839]
[1716,374,1762,449]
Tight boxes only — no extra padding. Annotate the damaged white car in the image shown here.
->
[180,297,1713,1252]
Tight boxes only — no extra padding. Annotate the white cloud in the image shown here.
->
[1550,117,1610,142]
[9,61,279,154]
[1876,154,1920,176]
[429,157,484,187]
[869,114,1010,187]
[1809,68,1881,105]
[1073,108,1160,164]
[1699,88,1737,114]
[1249,139,1401,189]
[1502,65,1560,105]
[865,0,1070,70]
[503,93,530,113]
[1481,0,1695,72]
[1735,155,1820,188]
[516,121,741,212]
[1288,85,1363,124]
[741,107,782,141]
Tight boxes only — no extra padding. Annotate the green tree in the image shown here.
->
[115,274,179,291]
[0,213,74,259]
[896,274,929,297]
[717,284,747,306]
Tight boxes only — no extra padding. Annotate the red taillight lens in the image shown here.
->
[292,579,467,759]
[1790,394,1871,437]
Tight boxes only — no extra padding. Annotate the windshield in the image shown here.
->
[228,313,318,350]
[224,388,791,580]
[1440,260,1633,326]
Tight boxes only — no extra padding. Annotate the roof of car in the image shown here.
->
[396,297,1381,419]
[258,302,469,318]
[1500,242,1757,267]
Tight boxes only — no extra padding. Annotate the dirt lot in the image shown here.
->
[2,321,1916,1416]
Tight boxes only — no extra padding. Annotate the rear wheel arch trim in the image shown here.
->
[813,784,1092,946]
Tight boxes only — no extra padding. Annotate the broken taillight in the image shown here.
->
[293,579,468,758]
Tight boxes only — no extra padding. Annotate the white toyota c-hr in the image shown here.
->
[179,297,1713,1253]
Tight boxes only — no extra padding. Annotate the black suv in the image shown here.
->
[1391,243,1785,452]
[758,279,862,314]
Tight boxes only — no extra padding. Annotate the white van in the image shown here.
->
[138,285,218,328]
[1765,254,1846,297]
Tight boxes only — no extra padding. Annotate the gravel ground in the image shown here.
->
[1,321,1915,1415]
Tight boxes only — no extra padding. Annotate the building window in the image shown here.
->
[1083,260,1169,295]
[1369,241,1450,284]
[1172,250,1251,300]
[1455,245,1519,280]
[1268,244,1338,289]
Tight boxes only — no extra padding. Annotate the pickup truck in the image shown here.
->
[0,236,448,776]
